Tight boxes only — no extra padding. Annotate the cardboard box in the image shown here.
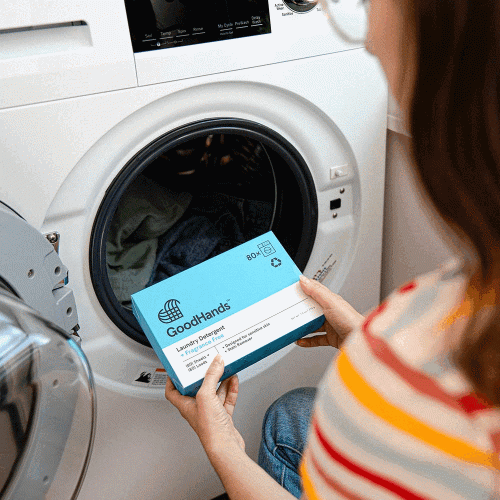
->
[131,231,324,396]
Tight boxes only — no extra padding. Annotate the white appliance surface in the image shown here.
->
[0,1,387,499]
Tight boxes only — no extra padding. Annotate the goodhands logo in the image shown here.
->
[158,299,183,324]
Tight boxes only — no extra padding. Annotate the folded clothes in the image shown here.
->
[147,192,273,286]
[106,174,192,305]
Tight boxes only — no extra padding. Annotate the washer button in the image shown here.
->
[330,165,349,179]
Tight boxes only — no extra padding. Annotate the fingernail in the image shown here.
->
[296,339,306,346]
[299,275,310,283]
[214,354,222,364]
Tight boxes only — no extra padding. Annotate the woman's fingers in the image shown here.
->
[165,376,195,419]
[216,375,231,403]
[217,374,239,416]
[299,275,364,338]
[164,375,183,405]
[164,355,245,453]
[198,354,225,396]
[299,275,340,310]
[296,334,332,348]
[222,375,239,417]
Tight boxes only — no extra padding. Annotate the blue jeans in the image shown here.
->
[257,388,317,498]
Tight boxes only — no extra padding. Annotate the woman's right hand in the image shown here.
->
[297,275,365,349]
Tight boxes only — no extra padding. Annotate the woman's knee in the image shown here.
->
[262,387,317,448]
[266,387,317,419]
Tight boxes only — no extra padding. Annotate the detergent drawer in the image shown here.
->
[0,0,137,109]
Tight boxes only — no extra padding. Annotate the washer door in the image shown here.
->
[90,119,318,347]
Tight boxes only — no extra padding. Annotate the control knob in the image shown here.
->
[283,0,318,13]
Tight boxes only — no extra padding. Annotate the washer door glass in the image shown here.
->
[90,119,317,346]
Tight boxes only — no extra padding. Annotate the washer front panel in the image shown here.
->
[0,46,387,401]
[41,75,368,397]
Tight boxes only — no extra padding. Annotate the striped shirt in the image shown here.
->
[300,260,500,499]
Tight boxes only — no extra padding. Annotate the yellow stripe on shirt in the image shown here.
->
[336,351,500,470]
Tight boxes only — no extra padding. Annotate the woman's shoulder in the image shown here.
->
[338,258,474,397]
[372,257,467,333]
[351,257,468,371]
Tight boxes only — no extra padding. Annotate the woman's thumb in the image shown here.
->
[198,354,224,395]
[299,275,330,308]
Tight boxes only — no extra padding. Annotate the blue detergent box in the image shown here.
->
[131,231,324,396]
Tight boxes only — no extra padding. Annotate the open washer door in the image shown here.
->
[0,203,96,500]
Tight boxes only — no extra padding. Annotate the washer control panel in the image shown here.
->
[125,0,271,52]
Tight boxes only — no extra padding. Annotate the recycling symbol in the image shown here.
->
[271,258,282,268]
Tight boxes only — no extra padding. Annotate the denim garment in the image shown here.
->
[258,387,317,498]
[147,192,273,285]
[147,215,223,286]
[191,192,273,243]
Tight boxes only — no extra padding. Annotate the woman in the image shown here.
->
[165,0,500,498]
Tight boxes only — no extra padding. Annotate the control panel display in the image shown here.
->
[124,0,272,52]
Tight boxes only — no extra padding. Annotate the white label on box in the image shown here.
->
[163,282,322,386]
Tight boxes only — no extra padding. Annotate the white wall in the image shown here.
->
[380,129,453,300]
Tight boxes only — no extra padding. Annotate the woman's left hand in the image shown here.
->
[165,354,245,458]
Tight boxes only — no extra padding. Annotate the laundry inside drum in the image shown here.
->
[105,133,278,311]
[90,120,316,347]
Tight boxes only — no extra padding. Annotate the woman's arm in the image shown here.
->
[208,438,297,500]
[165,276,365,499]
[165,355,296,500]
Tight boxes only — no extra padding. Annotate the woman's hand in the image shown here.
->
[165,354,245,458]
[166,357,297,500]
[297,275,365,349]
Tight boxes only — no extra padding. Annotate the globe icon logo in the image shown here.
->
[158,299,183,324]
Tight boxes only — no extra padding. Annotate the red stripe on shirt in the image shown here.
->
[313,418,432,500]
[458,393,491,414]
[399,281,417,294]
[361,302,388,332]
[307,451,369,500]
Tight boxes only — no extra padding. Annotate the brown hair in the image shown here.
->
[402,0,500,403]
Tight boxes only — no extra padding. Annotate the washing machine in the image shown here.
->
[0,1,387,498]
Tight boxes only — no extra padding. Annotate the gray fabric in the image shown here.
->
[106,175,192,304]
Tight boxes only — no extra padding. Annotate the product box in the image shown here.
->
[131,231,325,396]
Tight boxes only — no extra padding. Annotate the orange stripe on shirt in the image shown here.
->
[300,460,323,500]
[336,351,500,469]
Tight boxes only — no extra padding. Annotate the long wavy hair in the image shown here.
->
[402,0,500,403]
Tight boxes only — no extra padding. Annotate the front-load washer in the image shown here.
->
[0,1,387,499]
